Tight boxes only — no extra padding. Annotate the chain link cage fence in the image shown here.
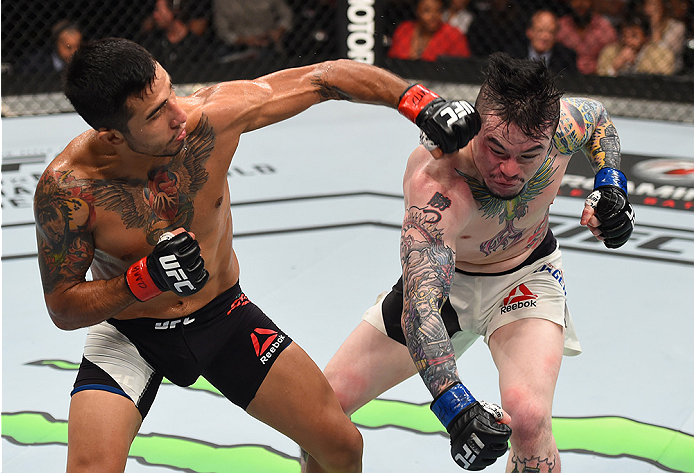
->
[2,0,694,122]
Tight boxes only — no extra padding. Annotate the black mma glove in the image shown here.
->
[431,383,511,470]
[585,168,635,249]
[398,84,481,154]
[125,232,209,301]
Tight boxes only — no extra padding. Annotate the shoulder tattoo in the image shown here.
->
[34,169,96,293]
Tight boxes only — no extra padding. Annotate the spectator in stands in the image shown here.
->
[442,0,475,35]
[212,0,293,63]
[388,0,471,61]
[666,0,694,73]
[181,0,213,38]
[52,21,83,72]
[23,20,83,75]
[633,0,687,73]
[519,9,578,74]
[137,0,208,82]
[597,13,675,75]
[466,0,527,58]
[142,0,212,38]
[557,0,618,74]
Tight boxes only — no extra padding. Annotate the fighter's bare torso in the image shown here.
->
[42,88,251,320]
[36,59,416,330]
[403,97,608,273]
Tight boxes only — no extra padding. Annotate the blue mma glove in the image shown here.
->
[585,168,635,249]
[431,383,511,470]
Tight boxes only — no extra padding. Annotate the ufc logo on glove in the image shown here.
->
[159,254,196,293]
[454,433,486,468]
[439,101,477,127]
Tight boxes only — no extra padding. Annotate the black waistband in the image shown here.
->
[109,281,243,328]
[455,229,557,277]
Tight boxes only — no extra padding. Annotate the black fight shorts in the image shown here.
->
[71,281,292,418]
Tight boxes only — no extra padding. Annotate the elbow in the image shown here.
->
[317,59,354,76]
[49,309,82,331]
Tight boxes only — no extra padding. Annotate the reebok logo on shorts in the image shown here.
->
[250,328,286,365]
[500,284,538,313]
[227,293,250,314]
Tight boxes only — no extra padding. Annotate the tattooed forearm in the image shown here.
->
[310,73,353,102]
[586,114,620,171]
[401,201,458,397]
[34,170,95,294]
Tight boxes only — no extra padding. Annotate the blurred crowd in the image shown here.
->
[385,0,694,76]
[3,0,694,89]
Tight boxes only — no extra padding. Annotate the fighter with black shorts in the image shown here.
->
[73,281,292,417]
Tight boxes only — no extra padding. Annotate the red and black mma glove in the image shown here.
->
[431,383,511,470]
[585,168,635,249]
[125,232,209,301]
[398,84,481,154]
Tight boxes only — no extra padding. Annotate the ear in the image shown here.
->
[96,128,126,146]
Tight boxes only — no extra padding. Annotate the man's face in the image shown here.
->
[527,12,558,54]
[56,29,82,64]
[471,114,553,200]
[123,63,188,157]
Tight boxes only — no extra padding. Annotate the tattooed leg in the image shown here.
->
[508,452,559,473]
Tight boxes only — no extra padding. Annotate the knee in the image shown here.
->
[314,423,363,473]
[501,386,553,450]
[67,450,125,473]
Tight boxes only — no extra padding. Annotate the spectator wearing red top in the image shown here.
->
[557,0,618,74]
[388,0,470,61]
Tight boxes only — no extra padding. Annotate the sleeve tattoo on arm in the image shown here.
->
[586,114,620,171]
[34,170,96,294]
[554,98,620,171]
[401,192,458,397]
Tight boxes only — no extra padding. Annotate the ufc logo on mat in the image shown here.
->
[455,433,485,469]
[439,101,475,126]
[158,255,195,293]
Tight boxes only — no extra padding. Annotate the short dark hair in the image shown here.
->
[475,52,563,141]
[64,37,158,132]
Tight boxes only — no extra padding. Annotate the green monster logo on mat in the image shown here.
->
[3,360,693,473]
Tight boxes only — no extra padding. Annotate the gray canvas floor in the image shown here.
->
[2,101,694,472]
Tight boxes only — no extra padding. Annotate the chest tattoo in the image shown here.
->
[455,155,557,256]
[88,114,215,245]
